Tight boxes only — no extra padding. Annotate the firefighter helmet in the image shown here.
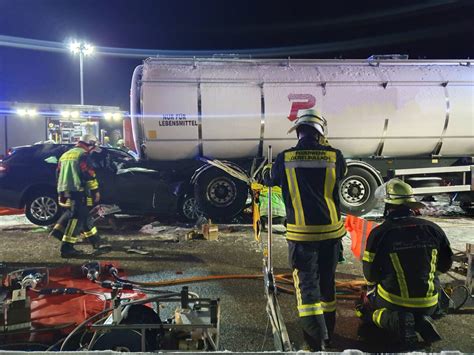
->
[287,109,327,136]
[384,178,425,209]
[79,134,98,146]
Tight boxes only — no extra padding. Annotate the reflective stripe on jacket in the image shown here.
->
[363,209,453,308]
[57,146,99,193]
[267,136,347,242]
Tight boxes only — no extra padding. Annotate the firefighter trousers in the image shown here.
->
[362,291,437,329]
[288,238,341,343]
[56,194,98,244]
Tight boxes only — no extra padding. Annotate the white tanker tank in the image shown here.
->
[130,57,474,219]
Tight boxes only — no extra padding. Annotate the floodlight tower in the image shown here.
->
[69,41,94,105]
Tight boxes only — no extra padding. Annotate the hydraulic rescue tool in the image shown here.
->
[263,145,292,351]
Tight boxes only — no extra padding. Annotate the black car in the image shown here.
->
[0,144,202,225]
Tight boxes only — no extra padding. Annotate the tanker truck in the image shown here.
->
[129,57,474,221]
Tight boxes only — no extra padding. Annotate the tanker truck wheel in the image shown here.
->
[194,168,248,221]
[339,167,378,216]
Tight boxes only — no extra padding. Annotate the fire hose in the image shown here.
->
[108,266,366,299]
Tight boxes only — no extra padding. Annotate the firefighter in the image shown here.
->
[265,109,347,351]
[55,135,108,258]
[357,178,453,346]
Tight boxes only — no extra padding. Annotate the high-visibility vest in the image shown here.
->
[57,147,87,193]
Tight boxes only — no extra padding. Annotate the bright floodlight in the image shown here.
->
[17,108,27,116]
[69,41,81,54]
[104,112,113,120]
[27,109,37,117]
[113,112,122,121]
[61,111,71,118]
[68,40,95,105]
[83,43,94,56]
[69,41,94,56]
[70,111,80,119]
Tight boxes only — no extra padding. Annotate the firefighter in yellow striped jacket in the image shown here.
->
[358,178,453,346]
[54,135,107,258]
[265,109,347,351]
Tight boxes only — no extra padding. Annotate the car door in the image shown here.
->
[114,168,177,215]
[108,150,177,215]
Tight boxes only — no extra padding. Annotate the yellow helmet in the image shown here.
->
[287,109,327,136]
[384,178,425,209]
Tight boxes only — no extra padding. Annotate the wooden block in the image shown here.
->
[185,231,197,241]
[202,224,219,241]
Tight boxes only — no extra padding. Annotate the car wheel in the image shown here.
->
[179,194,205,222]
[194,168,248,221]
[25,190,60,226]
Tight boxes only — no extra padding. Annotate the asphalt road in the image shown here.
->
[0,211,472,352]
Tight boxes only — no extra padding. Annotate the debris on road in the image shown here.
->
[1,224,37,232]
[140,222,168,234]
[125,246,150,255]
[420,202,465,217]
[185,230,203,241]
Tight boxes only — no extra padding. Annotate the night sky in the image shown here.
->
[0,0,472,110]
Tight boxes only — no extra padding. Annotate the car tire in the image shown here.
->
[178,193,205,222]
[194,168,248,221]
[339,167,379,216]
[25,189,60,226]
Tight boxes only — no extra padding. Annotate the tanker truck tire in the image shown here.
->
[339,167,378,216]
[194,168,248,221]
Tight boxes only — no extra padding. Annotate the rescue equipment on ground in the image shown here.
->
[0,263,220,351]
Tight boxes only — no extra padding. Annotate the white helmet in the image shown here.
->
[79,134,98,146]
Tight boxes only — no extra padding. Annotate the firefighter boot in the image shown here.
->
[415,315,442,343]
[323,312,336,348]
[88,235,112,254]
[60,242,84,258]
[302,329,324,352]
[49,227,63,241]
[395,312,418,347]
[299,316,328,351]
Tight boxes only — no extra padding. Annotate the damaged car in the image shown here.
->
[0,143,202,225]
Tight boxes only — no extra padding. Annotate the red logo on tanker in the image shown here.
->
[287,94,316,121]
